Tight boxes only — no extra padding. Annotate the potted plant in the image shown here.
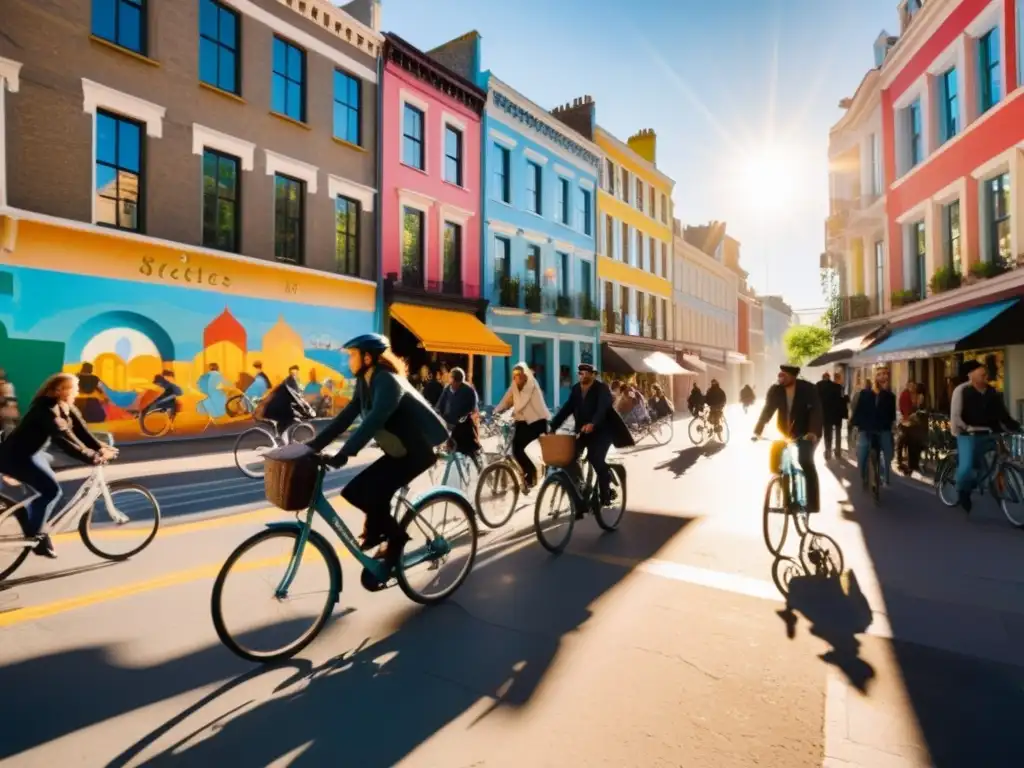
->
[929,265,962,294]
[890,289,918,308]
[849,294,871,319]
[499,275,521,308]
[524,281,542,313]
[970,258,1010,280]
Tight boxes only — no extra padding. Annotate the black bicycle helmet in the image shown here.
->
[342,333,390,354]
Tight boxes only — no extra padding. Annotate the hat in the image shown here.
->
[960,359,984,377]
[780,364,800,376]
[577,363,596,373]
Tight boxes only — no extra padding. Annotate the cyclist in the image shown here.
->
[649,383,674,421]
[850,367,896,490]
[687,383,704,417]
[306,334,448,564]
[950,359,1021,512]
[436,367,482,467]
[740,384,755,413]
[705,379,727,432]
[494,362,550,492]
[0,373,117,558]
[262,364,316,434]
[753,364,823,512]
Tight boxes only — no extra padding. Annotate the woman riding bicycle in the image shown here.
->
[306,334,449,567]
[494,362,550,492]
[0,373,117,558]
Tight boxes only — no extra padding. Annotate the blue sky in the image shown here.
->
[381,0,898,309]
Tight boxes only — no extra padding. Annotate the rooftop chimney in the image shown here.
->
[550,94,596,141]
[627,128,657,164]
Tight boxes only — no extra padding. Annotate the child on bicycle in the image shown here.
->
[0,373,117,558]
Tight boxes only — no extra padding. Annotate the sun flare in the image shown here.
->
[732,144,799,216]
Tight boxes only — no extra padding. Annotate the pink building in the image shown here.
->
[380,33,508,386]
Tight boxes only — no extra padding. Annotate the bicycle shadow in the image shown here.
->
[655,442,724,479]
[0,562,117,592]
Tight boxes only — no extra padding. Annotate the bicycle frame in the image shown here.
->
[779,443,808,511]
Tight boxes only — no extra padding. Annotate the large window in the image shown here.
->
[621,222,629,263]
[92,0,146,55]
[579,188,592,235]
[636,179,644,212]
[944,200,960,270]
[980,27,1001,113]
[402,104,424,169]
[199,0,239,94]
[637,292,646,336]
[335,196,359,277]
[558,251,570,298]
[95,110,143,232]
[494,236,511,286]
[940,67,958,142]
[649,186,655,218]
[274,174,304,264]
[987,172,1011,264]
[581,260,593,309]
[333,70,361,146]
[606,159,615,195]
[526,244,541,284]
[908,100,923,167]
[402,207,424,286]
[870,133,883,195]
[202,149,239,252]
[636,230,643,269]
[874,240,885,313]
[621,168,630,203]
[660,193,667,223]
[493,144,511,203]
[272,37,306,122]
[444,126,463,186]
[557,177,570,224]
[443,222,461,293]
[605,215,614,258]
[527,161,542,214]
[913,220,926,299]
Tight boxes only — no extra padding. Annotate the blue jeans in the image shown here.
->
[955,434,995,493]
[0,452,62,536]
[857,430,893,484]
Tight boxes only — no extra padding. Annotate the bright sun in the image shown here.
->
[733,144,799,216]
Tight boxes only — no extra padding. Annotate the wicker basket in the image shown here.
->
[539,434,577,468]
[769,440,788,474]
[264,442,320,511]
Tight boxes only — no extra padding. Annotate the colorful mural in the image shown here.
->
[0,220,376,441]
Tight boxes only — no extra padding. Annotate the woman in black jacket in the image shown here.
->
[0,373,116,558]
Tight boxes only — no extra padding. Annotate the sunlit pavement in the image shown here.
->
[2,404,1024,766]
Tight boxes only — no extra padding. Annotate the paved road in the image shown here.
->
[2,405,1024,766]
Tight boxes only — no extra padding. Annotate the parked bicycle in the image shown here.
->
[532,431,627,554]
[0,440,161,581]
[233,418,317,479]
[211,444,478,662]
[935,429,1024,527]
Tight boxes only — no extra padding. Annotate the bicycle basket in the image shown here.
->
[769,440,787,474]
[263,442,320,511]
[539,434,576,468]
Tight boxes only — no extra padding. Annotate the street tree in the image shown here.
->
[784,325,832,365]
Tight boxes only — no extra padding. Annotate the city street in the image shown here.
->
[2,404,1024,767]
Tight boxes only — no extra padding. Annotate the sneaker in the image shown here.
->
[958,492,973,513]
[33,534,57,559]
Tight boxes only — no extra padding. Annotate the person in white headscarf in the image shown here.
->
[494,362,551,491]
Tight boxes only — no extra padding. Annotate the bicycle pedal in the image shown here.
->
[359,568,390,592]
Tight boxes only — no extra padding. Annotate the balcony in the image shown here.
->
[833,293,883,324]
[495,275,521,309]
[554,292,600,321]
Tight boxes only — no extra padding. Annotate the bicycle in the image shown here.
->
[756,437,843,578]
[532,431,627,554]
[473,414,538,529]
[688,406,728,445]
[627,409,674,447]
[0,443,161,581]
[211,445,478,662]
[428,414,482,494]
[233,417,317,479]
[935,429,1024,527]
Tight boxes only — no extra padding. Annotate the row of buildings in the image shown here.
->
[0,0,791,442]
[821,0,1024,418]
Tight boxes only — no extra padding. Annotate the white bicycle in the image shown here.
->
[0,452,161,581]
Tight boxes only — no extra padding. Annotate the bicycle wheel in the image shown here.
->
[762,476,789,556]
[533,471,576,554]
[687,418,706,446]
[211,527,340,663]
[652,418,673,446]
[285,421,316,445]
[771,556,805,598]
[799,532,844,578]
[140,409,173,437]
[935,457,959,507]
[995,465,1024,528]
[79,481,161,561]
[396,490,478,604]
[225,394,252,418]
[595,464,627,532]
[474,462,519,529]
[234,427,278,479]
[714,418,730,445]
[0,494,31,582]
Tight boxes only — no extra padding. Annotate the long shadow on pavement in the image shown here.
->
[0,510,694,765]
[655,442,724,479]
[826,458,1024,767]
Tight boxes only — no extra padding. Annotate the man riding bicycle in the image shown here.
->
[850,368,896,489]
[262,365,316,433]
[436,367,482,468]
[705,379,727,429]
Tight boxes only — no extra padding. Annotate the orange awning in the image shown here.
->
[390,303,511,356]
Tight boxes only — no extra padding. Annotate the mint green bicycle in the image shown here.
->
[211,448,478,663]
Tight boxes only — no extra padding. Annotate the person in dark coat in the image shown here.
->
[815,372,845,460]
[753,365,824,512]
[436,367,481,463]
[421,366,444,408]
[550,363,634,509]
[687,384,704,417]
[262,365,315,432]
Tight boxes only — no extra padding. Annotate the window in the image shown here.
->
[660,298,668,339]
[274,174,304,264]
[444,126,463,186]
[402,104,424,169]
[335,196,360,276]
[526,245,541,284]
[581,260,593,306]
[637,292,646,335]
[649,236,657,274]
[493,144,511,203]
[870,133,883,195]
[636,179,644,212]
[557,177,570,224]
[660,193,667,224]
[95,110,143,231]
[199,0,239,94]
[908,100,922,167]
[620,285,629,332]
[333,70,361,146]
[987,172,1011,264]
[558,251,570,297]
[944,200,960,269]
[636,230,643,269]
[272,37,306,122]
[621,168,630,203]
[913,221,926,298]
[494,236,511,285]
[202,149,239,252]
[874,240,885,313]
[92,0,146,54]
[443,222,462,292]
[603,281,615,331]
[527,161,542,214]
[979,28,1001,113]
[605,215,614,258]
[606,159,615,194]
[402,207,424,285]
[649,186,655,217]
[621,222,629,263]
[580,188,592,235]
[661,242,668,277]
[940,68,958,142]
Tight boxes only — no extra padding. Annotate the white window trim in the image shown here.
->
[970,147,1014,180]
[265,149,318,193]
[554,163,575,179]
[489,129,517,148]
[524,147,549,165]
[399,90,429,173]
[192,124,255,171]
[399,192,432,284]
[894,82,929,177]
[0,57,22,92]
[488,219,517,236]
[440,114,467,189]
[440,203,473,225]
[896,199,928,226]
[399,88,430,113]
[579,178,595,190]
[441,110,467,132]
[522,228,547,244]
[329,174,376,211]
[965,0,1003,38]
[82,79,165,137]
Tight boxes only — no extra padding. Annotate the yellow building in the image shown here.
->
[594,127,682,388]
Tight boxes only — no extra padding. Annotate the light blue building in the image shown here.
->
[428,34,602,408]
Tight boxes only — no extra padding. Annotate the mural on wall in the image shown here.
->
[0,265,372,441]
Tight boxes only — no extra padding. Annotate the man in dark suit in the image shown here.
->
[550,363,633,509]
[753,364,824,512]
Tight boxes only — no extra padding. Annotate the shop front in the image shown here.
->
[0,216,376,442]
[600,341,690,402]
